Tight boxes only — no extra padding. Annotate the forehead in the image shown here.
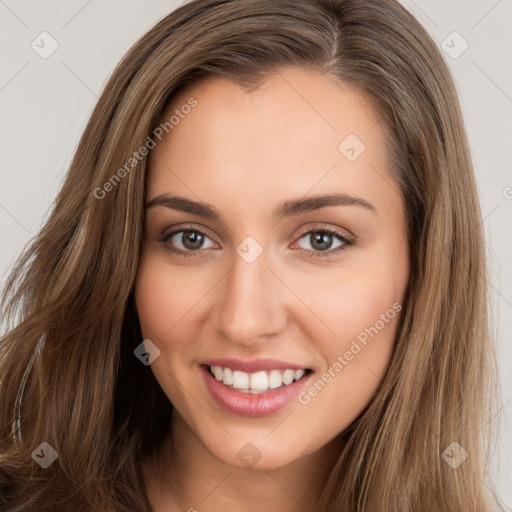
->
[147,69,400,220]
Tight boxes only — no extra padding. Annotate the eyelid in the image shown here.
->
[294,223,355,243]
[159,223,218,243]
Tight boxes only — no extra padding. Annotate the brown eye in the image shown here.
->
[292,226,354,259]
[161,228,217,255]
[179,231,206,250]
[308,232,336,251]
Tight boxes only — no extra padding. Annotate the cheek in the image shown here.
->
[134,254,196,379]
[135,270,174,347]
[308,277,400,400]
[134,255,200,411]
[294,253,407,429]
[135,251,210,342]
[134,251,225,402]
[292,260,405,351]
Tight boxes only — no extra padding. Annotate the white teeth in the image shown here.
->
[223,367,233,385]
[268,370,282,389]
[250,371,269,391]
[282,369,294,385]
[232,370,249,390]
[208,365,308,393]
[294,369,305,381]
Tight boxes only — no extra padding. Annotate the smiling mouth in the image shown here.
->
[204,364,313,394]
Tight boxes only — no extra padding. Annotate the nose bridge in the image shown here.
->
[213,245,288,344]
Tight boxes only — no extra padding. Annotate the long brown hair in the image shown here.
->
[0,0,504,510]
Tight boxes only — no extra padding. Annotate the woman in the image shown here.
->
[0,0,505,510]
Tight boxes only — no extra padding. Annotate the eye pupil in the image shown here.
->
[310,232,333,251]
[182,231,204,250]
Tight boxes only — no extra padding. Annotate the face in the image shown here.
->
[135,68,410,471]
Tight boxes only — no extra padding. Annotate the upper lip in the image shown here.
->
[201,358,310,373]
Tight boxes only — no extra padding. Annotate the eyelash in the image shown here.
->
[158,223,354,259]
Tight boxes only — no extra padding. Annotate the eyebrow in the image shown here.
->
[146,192,377,220]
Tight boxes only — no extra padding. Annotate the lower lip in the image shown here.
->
[200,365,312,417]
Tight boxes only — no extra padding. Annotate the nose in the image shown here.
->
[211,248,289,347]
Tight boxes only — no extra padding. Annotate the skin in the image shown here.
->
[135,67,410,511]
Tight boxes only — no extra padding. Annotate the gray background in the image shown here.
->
[1,0,511,506]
